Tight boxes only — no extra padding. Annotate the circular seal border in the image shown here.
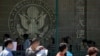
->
[8,0,56,38]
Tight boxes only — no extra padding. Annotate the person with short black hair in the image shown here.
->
[56,43,68,56]
[0,39,13,56]
[87,40,96,47]
[25,38,44,56]
[3,34,11,41]
[61,37,73,56]
[23,34,31,50]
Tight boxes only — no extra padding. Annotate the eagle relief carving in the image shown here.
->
[17,6,48,38]
[9,0,55,39]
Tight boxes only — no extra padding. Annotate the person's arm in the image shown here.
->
[34,49,41,54]
[34,46,44,54]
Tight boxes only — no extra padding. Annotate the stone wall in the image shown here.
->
[87,0,100,47]
[0,0,100,47]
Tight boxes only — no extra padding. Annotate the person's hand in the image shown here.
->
[39,46,44,50]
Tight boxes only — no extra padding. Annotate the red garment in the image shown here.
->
[56,52,65,56]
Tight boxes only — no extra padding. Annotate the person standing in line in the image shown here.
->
[23,34,31,50]
[3,34,11,50]
[86,47,99,56]
[25,38,44,56]
[61,37,73,56]
[3,34,11,40]
[0,39,14,56]
[56,43,68,56]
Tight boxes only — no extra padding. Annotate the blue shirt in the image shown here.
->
[66,51,73,56]
[23,39,30,50]
[0,48,13,56]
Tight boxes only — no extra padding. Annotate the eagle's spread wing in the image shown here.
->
[18,14,29,30]
[38,12,47,29]
[16,24,24,35]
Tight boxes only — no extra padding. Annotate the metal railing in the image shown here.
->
[12,51,100,56]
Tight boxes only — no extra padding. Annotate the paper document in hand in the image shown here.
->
[12,42,17,51]
[0,46,2,52]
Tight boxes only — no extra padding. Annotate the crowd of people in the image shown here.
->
[0,34,99,56]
